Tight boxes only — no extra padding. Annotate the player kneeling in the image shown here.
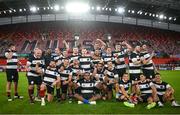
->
[153,73,180,107]
[74,72,101,105]
[136,74,157,109]
[39,60,60,106]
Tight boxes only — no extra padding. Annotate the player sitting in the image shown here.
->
[74,72,101,105]
[39,60,60,106]
[153,73,180,107]
[136,74,157,109]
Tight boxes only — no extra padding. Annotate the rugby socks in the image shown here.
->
[37,86,40,98]
[14,92,18,96]
[39,89,46,98]
[7,91,11,98]
[28,89,34,101]
[83,99,89,104]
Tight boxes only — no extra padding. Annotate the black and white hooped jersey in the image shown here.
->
[78,56,93,72]
[102,54,114,65]
[92,57,102,65]
[52,54,63,66]
[104,67,118,81]
[140,51,154,70]
[138,80,153,94]
[69,54,80,63]
[58,66,72,81]
[71,65,83,80]
[95,68,106,81]
[52,54,62,62]
[77,79,97,95]
[119,80,131,94]
[27,55,45,77]
[129,51,141,74]
[5,50,18,70]
[114,49,127,70]
[43,68,60,86]
[152,81,171,96]
[112,50,122,57]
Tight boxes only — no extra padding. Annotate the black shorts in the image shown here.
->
[129,73,140,81]
[82,94,94,100]
[46,84,54,94]
[158,95,164,102]
[142,69,155,79]
[116,68,126,79]
[6,69,19,82]
[107,83,114,91]
[141,93,152,102]
[27,76,42,85]
[61,81,68,94]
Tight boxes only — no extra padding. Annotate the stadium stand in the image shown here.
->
[0,21,180,57]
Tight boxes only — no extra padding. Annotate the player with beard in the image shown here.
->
[26,48,45,104]
[5,44,23,101]
[39,60,60,106]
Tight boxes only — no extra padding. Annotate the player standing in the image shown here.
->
[140,44,156,79]
[5,44,23,101]
[26,48,45,104]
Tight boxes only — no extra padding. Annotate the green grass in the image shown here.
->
[0,71,180,114]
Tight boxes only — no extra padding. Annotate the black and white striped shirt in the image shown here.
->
[129,51,141,74]
[102,54,114,66]
[78,56,93,73]
[69,54,80,63]
[140,51,154,70]
[77,79,97,96]
[27,55,45,77]
[138,80,153,94]
[43,68,60,86]
[152,81,171,96]
[95,67,105,81]
[114,49,127,70]
[71,65,82,81]
[104,67,118,81]
[58,66,72,81]
[119,80,131,94]
[5,50,18,70]
[52,54,63,66]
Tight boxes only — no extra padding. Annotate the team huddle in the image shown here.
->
[4,39,179,109]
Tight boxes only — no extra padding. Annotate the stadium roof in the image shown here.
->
[0,0,180,24]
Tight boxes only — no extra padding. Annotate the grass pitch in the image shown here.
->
[0,71,180,114]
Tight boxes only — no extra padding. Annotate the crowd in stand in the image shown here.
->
[0,21,180,57]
